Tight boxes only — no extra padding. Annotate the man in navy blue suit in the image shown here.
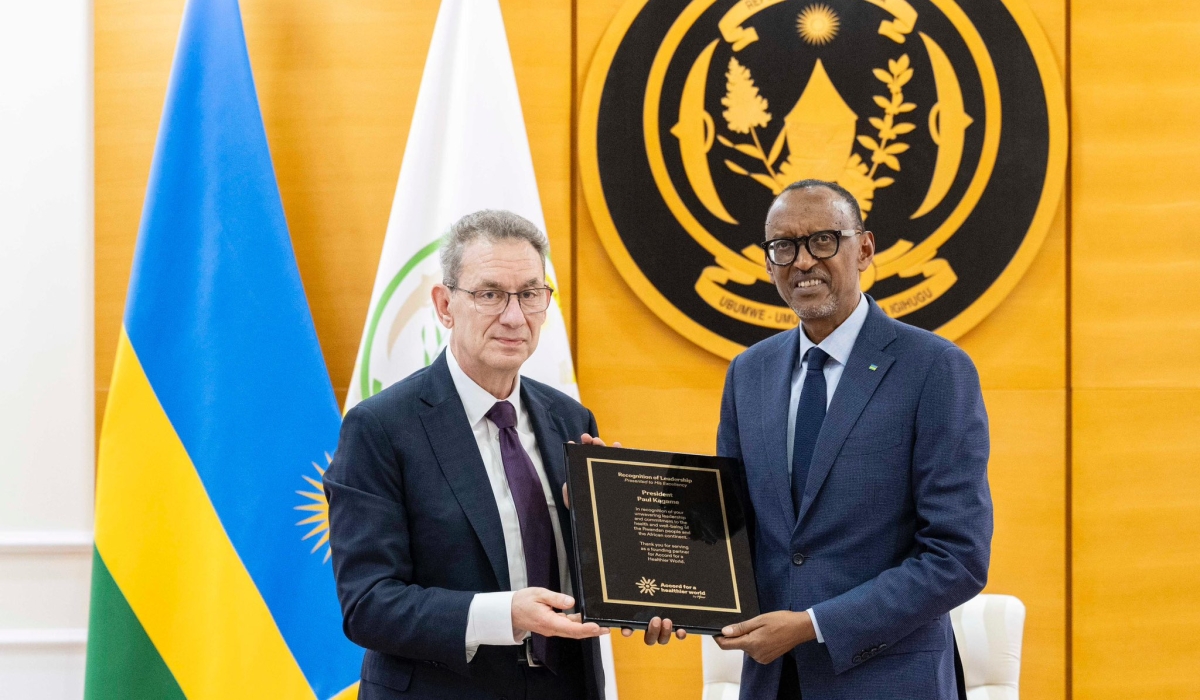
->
[325,210,642,700]
[711,180,993,699]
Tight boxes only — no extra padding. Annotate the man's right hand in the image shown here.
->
[511,587,606,639]
[622,616,687,645]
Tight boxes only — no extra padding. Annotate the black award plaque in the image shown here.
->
[565,443,759,634]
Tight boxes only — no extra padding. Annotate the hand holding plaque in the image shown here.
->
[564,443,759,635]
[570,435,688,644]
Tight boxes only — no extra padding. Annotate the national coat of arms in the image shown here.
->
[580,0,1067,358]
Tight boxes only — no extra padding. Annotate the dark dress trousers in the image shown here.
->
[324,351,604,700]
[719,298,993,700]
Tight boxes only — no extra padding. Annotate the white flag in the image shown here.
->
[346,0,579,409]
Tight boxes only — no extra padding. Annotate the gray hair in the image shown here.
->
[776,179,865,230]
[440,209,549,287]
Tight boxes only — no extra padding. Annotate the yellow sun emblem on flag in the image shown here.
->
[295,453,333,563]
[797,4,840,45]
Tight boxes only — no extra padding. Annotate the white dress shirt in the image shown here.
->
[446,347,572,662]
[786,293,870,644]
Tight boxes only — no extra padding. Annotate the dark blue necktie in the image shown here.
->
[485,400,560,669]
[792,347,830,517]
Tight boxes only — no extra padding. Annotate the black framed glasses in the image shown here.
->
[448,286,555,315]
[759,230,861,266]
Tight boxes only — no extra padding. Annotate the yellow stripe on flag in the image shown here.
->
[94,329,315,700]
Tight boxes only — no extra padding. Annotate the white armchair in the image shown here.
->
[699,593,1026,699]
[701,635,743,700]
[950,594,1026,700]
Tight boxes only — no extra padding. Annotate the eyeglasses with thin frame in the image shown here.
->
[759,229,861,266]
[448,285,555,315]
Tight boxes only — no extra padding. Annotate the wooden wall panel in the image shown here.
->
[1071,1,1200,696]
[952,1,1068,695]
[1071,1,1200,391]
[94,0,185,428]
[1072,391,1200,698]
[983,389,1066,700]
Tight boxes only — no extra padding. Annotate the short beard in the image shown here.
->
[793,294,839,320]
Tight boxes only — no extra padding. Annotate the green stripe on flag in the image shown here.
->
[84,548,185,700]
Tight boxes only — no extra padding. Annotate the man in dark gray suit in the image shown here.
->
[324,210,614,699]
[712,180,993,699]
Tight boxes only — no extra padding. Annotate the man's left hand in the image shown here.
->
[714,611,815,665]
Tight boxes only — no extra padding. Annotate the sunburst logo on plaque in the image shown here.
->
[636,577,659,596]
[797,4,840,46]
[295,453,333,563]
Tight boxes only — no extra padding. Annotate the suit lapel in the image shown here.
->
[796,301,897,527]
[418,353,511,589]
[758,327,801,524]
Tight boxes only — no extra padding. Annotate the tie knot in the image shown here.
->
[485,400,517,430]
[805,347,830,372]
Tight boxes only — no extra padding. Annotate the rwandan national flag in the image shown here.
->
[84,0,363,697]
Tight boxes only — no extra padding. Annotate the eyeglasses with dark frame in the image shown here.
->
[758,230,862,266]
[448,285,555,315]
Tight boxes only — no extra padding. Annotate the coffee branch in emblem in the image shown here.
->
[716,50,916,221]
[718,57,777,184]
[797,3,839,46]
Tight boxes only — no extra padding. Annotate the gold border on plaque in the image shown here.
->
[586,457,742,613]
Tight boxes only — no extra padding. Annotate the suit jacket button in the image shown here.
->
[879,643,887,650]
[791,553,805,566]
[852,654,862,664]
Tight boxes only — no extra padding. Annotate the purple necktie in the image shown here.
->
[485,400,560,668]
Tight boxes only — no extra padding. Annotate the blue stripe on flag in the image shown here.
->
[122,0,362,695]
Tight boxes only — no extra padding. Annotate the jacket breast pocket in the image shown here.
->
[838,428,908,457]
[361,651,414,692]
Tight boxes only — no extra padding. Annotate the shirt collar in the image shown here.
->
[445,344,523,427]
[798,293,870,368]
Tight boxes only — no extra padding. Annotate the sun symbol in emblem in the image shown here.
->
[295,453,333,563]
[797,4,840,45]
[636,577,659,596]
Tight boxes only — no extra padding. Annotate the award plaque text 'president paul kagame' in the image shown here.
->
[588,458,741,613]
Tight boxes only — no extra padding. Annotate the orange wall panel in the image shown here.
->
[1072,390,1200,698]
[1071,1,1200,696]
